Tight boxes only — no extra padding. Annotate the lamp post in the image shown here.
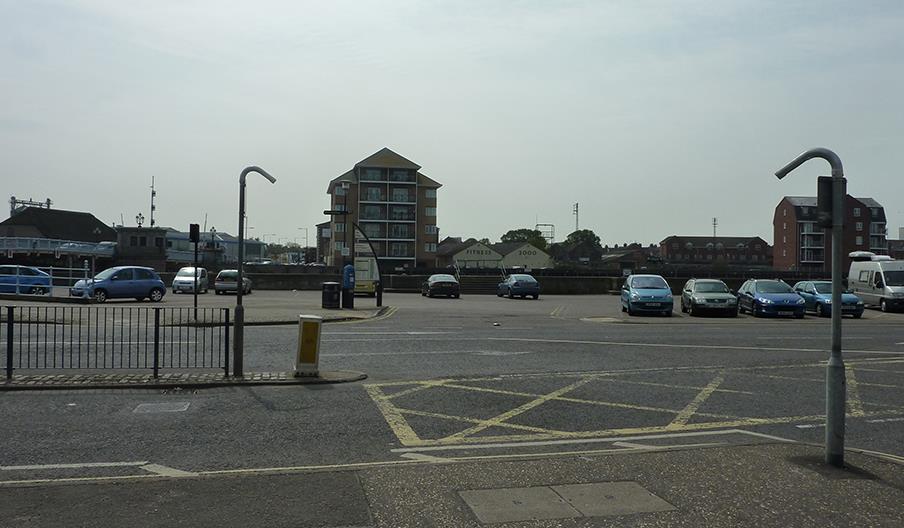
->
[136,213,145,228]
[775,147,846,467]
[235,166,276,378]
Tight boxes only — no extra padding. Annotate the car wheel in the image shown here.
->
[680,301,687,313]
[731,307,739,317]
[508,289,516,299]
[94,289,108,303]
[149,288,164,302]
[246,287,252,295]
[621,304,627,313]
[627,303,635,316]
[497,291,503,297]
[215,290,222,295]
[880,299,888,312]
[532,295,539,300]
[427,291,433,298]
[751,302,760,317]
[853,312,862,319]
[816,304,826,318]
[29,286,45,295]
[688,303,696,317]
[453,294,460,299]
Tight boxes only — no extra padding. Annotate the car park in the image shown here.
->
[214,270,252,295]
[737,279,805,318]
[69,266,166,302]
[621,274,673,316]
[497,274,540,299]
[0,265,52,295]
[792,280,863,318]
[680,279,738,316]
[172,267,209,294]
[422,274,460,298]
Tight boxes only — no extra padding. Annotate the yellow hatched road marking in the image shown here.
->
[667,372,725,429]
[397,408,567,435]
[846,365,866,417]
[364,385,422,446]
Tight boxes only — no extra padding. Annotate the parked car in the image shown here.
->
[0,265,52,295]
[737,279,805,318]
[422,274,460,298]
[848,253,904,312]
[792,280,863,318]
[172,267,209,294]
[621,274,673,316]
[214,270,252,295]
[497,274,540,300]
[69,266,166,303]
[680,279,738,316]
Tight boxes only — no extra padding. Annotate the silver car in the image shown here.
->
[214,270,252,295]
[172,267,209,294]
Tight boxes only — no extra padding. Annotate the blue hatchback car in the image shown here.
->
[497,274,540,299]
[621,274,673,316]
[69,266,167,303]
[0,265,52,295]
[792,280,864,318]
[737,279,805,318]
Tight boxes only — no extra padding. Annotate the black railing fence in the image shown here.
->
[3,306,229,379]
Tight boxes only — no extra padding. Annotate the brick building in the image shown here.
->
[325,148,441,269]
[773,196,888,272]
[659,236,771,266]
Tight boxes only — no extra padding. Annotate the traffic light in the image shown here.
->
[189,223,200,243]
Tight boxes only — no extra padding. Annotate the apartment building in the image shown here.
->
[325,148,441,269]
[773,196,888,272]
[660,235,771,266]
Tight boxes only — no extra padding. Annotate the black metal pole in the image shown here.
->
[153,308,160,379]
[193,241,199,321]
[223,308,230,376]
[6,306,13,380]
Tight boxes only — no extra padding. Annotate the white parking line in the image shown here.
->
[0,461,148,471]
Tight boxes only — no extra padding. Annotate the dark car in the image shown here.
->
[680,279,738,316]
[0,265,52,295]
[214,270,252,295]
[422,274,460,298]
[69,266,166,302]
[792,280,864,318]
[497,274,540,299]
[737,279,805,318]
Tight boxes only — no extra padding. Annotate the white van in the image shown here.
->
[848,252,904,312]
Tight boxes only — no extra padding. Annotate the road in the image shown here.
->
[2,292,904,525]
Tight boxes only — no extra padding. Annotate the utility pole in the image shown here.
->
[150,176,157,227]
[573,203,579,232]
[713,217,718,238]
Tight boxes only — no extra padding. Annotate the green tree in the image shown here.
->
[500,228,548,251]
[564,229,602,250]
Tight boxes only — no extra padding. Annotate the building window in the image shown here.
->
[783,223,787,230]
[853,207,860,217]
[782,236,786,244]
[856,222,863,232]
[390,170,414,182]
[390,224,411,238]
[130,236,138,246]
[166,240,173,248]
[801,207,808,215]
[155,237,163,248]
[425,207,436,217]
[335,223,346,233]
[425,225,437,235]
[362,224,381,238]
[334,241,346,251]
[335,186,347,196]
[871,208,878,218]
[139,236,147,247]
[856,236,863,246]
[425,189,436,199]
[334,204,347,212]
[783,209,787,217]
[391,188,411,202]
[362,205,383,220]
[782,249,787,257]
[363,187,383,201]
[361,169,383,181]
[425,243,437,253]
[390,243,408,256]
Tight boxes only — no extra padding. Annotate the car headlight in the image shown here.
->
[693,296,706,303]
[894,293,904,298]
[759,298,773,304]
[823,298,831,304]
[727,298,737,304]
[796,298,805,305]
[630,293,640,300]
[857,301,864,306]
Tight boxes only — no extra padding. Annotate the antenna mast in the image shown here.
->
[150,176,157,227]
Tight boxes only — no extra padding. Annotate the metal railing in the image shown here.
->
[3,306,230,379]
[0,237,116,257]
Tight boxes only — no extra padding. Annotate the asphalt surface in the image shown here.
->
[3,292,904,526]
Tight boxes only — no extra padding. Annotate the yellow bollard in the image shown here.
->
[295,315,322,377]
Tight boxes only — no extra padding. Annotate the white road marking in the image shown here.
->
[140,464,198,477]
[323,331,450,335]
[795,424,825,429]
[399,453,451,463]
[1,461,148,471]
[390,429,787,453]
[487,337,904,356]
[866,417,904,424]
[133,402,191,413]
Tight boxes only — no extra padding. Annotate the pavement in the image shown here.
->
[3,292,904,526]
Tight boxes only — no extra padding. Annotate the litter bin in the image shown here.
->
[321,282,340,309]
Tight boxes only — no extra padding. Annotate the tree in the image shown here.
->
[500,228,548,251]
[564,229,602,250]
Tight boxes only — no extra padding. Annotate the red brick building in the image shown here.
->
[773,196,888,272]
[659,236,771,266]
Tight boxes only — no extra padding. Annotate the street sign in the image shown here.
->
[323,210,348,216]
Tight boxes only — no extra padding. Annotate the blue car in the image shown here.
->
[69,266,166,303]
[793,280,864,318]
[497,274,540,299]
[0,265,52,295]
[737,279,805,318]
[621,274,673,316]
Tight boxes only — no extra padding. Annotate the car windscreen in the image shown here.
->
[694,282,729,293]
[176,269,198,277]
[93,268,117,281]
[218,271,238,279]
[511,275,536,283]
[884,271,904,287]
[755,281,793,294]
[813,282,833,294]
[430,275,457,283]
[632,277,668,289]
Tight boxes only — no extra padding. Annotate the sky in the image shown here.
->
[3,0,903,247]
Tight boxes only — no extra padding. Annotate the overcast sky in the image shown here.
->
[3,0,903,246]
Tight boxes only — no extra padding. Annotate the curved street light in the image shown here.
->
[235,166,276,378]
[775,147,846,467]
